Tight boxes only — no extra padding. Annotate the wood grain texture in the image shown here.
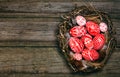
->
[0,19,119,47]
[0,1,119,15]
[0,47,119,74]
[0,22,57,41]
[0,47,70,73]
[0,0,119,76]
[0,0,120,2]
[0,73,120,77]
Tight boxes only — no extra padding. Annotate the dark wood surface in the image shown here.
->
[0,0,120,77]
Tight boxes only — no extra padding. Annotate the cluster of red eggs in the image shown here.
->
[68,15,108,61]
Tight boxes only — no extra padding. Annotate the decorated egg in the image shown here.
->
[81,35,94,49]
[73,53,82,61]
[99,22,108,32]
[76,15,86,26]
[69,26,87,37]
[86,21,100,36]
[93,34,105,50]
[69,37,84,53]
[82,49,99,61]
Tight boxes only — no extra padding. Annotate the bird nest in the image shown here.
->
[57,6,116,72]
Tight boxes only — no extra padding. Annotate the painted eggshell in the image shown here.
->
[73,53,82,61]
[99,22,108,32]
[86,21,100,36]
[76,15,86,26]
[93,34,105,50]
[82,49,99,61]
[69,37,84,53]
[70,26,87,37]
[81,34,93,49]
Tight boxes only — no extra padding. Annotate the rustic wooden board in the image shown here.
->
[0,0,119,76]
[0,19,119,47]
[0,1,119,17]
[0,47,70,73]
[0,47,119,74]
[0,73,120,77]
[0,0,120,2]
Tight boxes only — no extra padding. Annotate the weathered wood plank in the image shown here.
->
[0,0,119,76]
[0,0,120,2]
[0,13,61,19]
[0,73,120,77]
[0,41,57,47]
[0,19,119,47]
[0,22,57,41]
[0,20,120,41]
[0,47,119,74]
[0,47,70,73]
[0,2,119,15]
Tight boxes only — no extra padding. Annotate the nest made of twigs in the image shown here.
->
[57,6,116,72]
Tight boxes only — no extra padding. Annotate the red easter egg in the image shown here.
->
[82,49,99,61]
[86,21,100,36]
[70,26,87,37]
[76,15,86,26]
[69,37,84,53]
[93,34,105,50]
[73,53,82,61]
[81,35,94,49]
